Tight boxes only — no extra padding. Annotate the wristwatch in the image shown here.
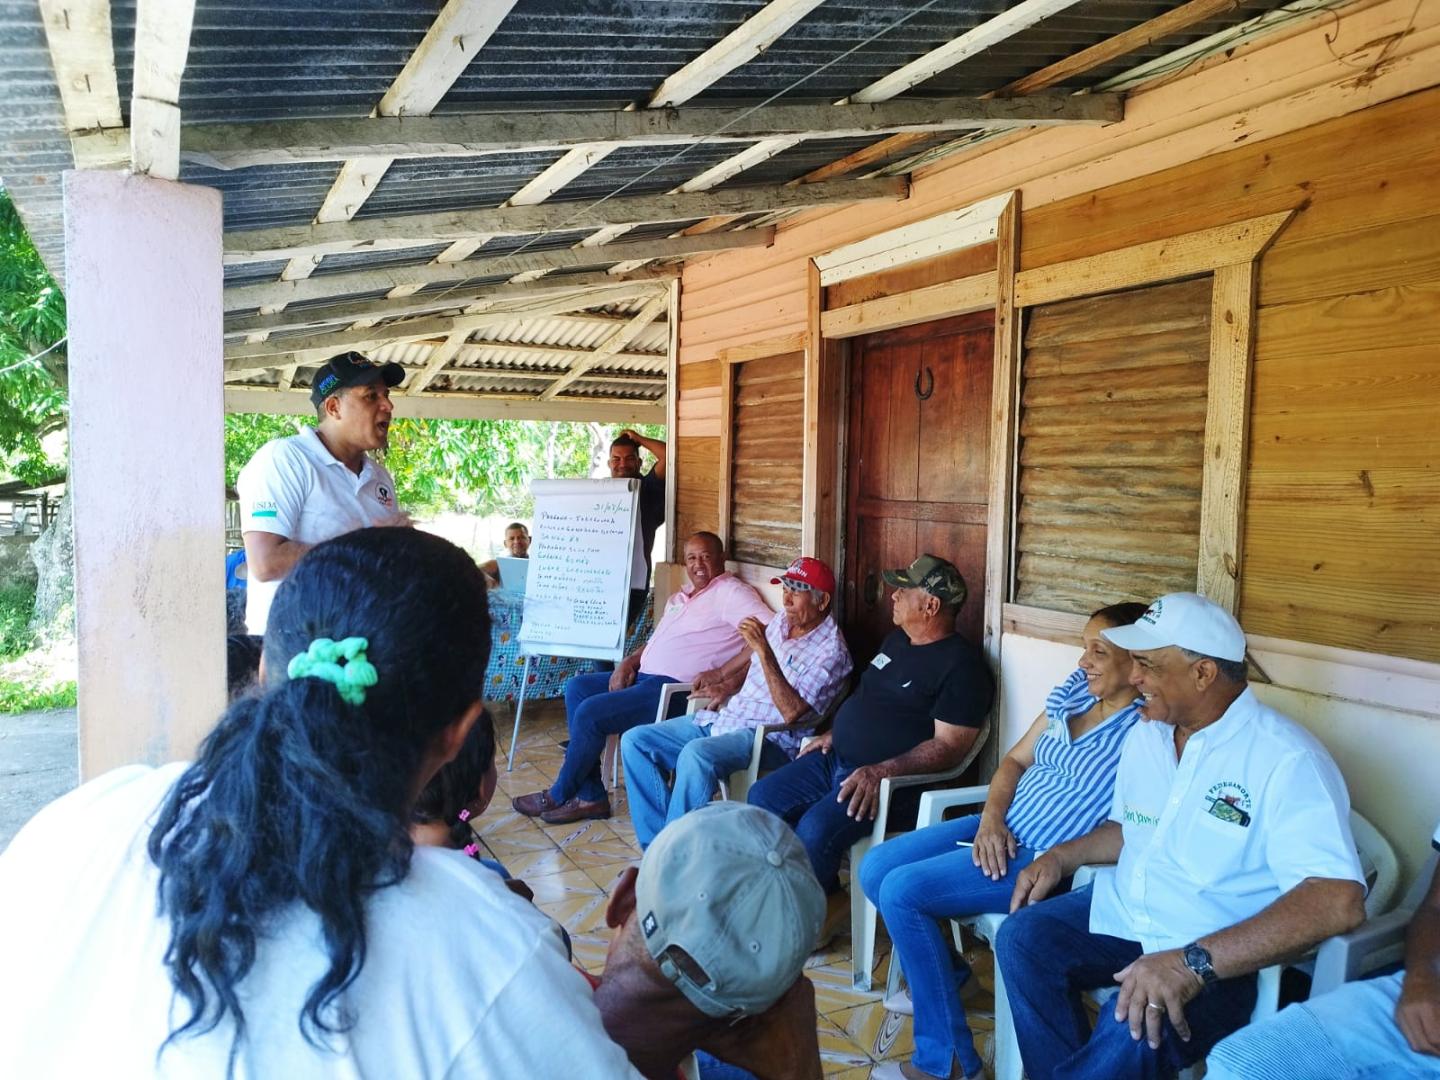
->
[1182,942,1218,987]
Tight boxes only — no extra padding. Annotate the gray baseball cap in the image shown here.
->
[634,802,824,1019]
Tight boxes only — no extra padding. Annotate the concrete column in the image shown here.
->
[64,170,225,778]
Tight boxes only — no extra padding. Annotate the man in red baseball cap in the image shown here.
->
[621,555,853,849]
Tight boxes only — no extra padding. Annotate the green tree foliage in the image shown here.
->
[225,413,665,516]
[0,187,67,485]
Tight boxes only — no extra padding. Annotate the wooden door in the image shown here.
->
[843,311,994,663]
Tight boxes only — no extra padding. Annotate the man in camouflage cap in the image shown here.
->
[749,553,993,946]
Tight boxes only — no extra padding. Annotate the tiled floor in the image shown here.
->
[483,699,999,1078]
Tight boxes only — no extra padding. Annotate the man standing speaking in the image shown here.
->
[236,352,410,633]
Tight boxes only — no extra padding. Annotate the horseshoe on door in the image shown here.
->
[914,366,935,401]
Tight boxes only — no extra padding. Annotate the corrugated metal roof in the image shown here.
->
[1,0,1310,413]
[0,0,74,277]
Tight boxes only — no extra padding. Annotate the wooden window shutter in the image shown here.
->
[1013,276,1211,613]
[722,350,805,568]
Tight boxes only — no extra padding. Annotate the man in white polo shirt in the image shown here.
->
[236,352,409,633]
[995,593,1366,1080]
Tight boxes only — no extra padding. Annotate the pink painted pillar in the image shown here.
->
[64,170,226,778]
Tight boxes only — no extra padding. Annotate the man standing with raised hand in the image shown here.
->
[236,352,409,634]
[607,428,667,627]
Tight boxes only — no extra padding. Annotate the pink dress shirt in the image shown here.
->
[638,573,773,682]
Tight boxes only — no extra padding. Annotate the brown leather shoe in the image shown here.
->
[539,795,612,824]
[511,790,559,817]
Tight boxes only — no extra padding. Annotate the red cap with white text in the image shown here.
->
[770,556,836,595]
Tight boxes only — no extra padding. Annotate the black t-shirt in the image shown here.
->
[637,467,666,583]
[832,629,993,766]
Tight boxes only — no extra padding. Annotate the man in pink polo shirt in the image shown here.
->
[513,532,773,825]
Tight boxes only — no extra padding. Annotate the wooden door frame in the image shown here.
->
[803,192,1018,671]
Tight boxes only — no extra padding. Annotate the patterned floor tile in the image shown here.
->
[827,999,915,1063]
[486,692,946,1077]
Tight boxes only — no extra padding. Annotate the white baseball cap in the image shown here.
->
[1101,592,1247,662]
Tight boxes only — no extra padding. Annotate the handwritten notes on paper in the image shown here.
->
[519,478,639,660]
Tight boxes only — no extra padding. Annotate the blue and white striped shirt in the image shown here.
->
[1004,668,1140,852]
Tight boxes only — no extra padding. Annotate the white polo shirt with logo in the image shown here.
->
[1089,687,1363,952]
[236,427,399,633]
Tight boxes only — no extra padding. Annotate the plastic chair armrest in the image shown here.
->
[1309,907,1413,998]
[916,785,991,828]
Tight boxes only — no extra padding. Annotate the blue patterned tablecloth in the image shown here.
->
[484,589,656,703]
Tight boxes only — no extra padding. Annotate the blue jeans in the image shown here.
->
[994,887,1258,1080]
[549,671,679,803]
[622,717,790,848]
[696,1050,759,1079]
[1207,971,1440,1079]
[747,747,875,893]
[859,814,1037,1078]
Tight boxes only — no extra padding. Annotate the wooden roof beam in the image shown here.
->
[224,387,664,424]
[649,0,830,107]
[539,293,670,401]
[223,228,772,312]
[669,0,1092,248]
[38,0,127,169]
[222,177,907,263]
[225,277,671,341]
[129,0,196,178]
[178,94,1121,169]
[269,0,518,303]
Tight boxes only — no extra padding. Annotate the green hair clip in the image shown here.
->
[287,636,379,707]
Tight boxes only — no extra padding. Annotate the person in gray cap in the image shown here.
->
[593,802,826,1079]
[236,351,410,633]
[748,553,993,942]
[995,592,1366,1080]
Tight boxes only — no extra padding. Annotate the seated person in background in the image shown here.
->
[594,802,826,1080]
[747,554,993,932]
[621,556,852,850]
[0,528,641,1077]
[513,532,773,825]
[479,520,530,588]
[1205,817,1440,1080]
[861,601,1148,1080]
[996,593,1366,1080]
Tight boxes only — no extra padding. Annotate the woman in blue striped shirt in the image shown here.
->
[860,601,1148,1080]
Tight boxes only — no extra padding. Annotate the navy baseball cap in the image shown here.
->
[309,352,405,406]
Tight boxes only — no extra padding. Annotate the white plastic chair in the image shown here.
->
[1308,843,1435,998]
[601,680,695,790]
[718,681,853,803]
[849,717,992,990]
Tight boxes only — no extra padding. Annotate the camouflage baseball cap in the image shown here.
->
[882,554,967,606]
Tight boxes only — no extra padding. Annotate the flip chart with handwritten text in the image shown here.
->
[518,478,639,661]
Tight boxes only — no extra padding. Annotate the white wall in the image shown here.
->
[997,631,1440,894]
[65,170,226,777]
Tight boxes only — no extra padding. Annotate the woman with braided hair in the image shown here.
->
[0,527,641,1078]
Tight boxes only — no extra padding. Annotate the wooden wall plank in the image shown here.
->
[675,7,1440,661]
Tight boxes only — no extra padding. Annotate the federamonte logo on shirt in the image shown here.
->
[250,499,279,519]
[376,484,394,509]
[1205,781,1253,827]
